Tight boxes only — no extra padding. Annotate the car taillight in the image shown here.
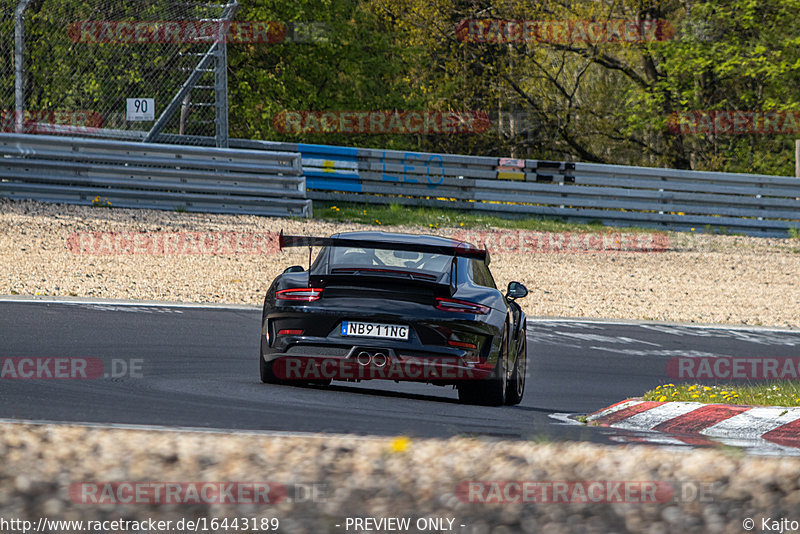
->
[448,340,477,349]
[435,297,490,315]
[276,288,323,301]
[278,329,304,335]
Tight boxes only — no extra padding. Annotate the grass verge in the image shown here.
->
[643,382,800,407]
[315,201,663,234]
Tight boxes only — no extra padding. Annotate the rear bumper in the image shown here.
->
[261,335,494,383]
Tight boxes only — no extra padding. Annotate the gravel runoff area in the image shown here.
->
[2,422,799,534]
[1,198,799,327]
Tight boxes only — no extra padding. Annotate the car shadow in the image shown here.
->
[303,382,463,404]
[286,381,543,409]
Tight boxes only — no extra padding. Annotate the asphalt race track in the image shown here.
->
[2,299,800,446]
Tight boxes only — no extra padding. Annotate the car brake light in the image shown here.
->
[276,287,323,301]
[448,340,477,349]
[278,329,304,335]
[435,297,490,314]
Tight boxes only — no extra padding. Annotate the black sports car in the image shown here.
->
[260,231,528,406]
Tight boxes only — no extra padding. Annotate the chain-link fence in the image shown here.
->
[1,1,17,129]
[3,0,236,144]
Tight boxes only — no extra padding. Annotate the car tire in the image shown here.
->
[259,352,283,384]
[260,348,331,387]
[505,328,526,406]
[457,328,508,406]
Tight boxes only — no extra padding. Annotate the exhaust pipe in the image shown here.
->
[356,351,372,366]
[372,352,388,367]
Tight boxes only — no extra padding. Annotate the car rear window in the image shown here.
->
[330,247,452,272]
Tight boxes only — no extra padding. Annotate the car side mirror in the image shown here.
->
[506,281,528,300]
[283,265,305,274]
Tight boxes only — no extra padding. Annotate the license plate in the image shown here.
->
[341,321,409,340]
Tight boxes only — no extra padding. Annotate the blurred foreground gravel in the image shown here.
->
[2,422,799,534]
[2,199,800,327]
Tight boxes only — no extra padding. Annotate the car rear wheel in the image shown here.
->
[505,329,526,405]
[457,328,508,406]
[260,353,283,384]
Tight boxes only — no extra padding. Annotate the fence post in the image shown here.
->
[13,0,33,133]
[215,26,229,148]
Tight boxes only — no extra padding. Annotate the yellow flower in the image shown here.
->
[688,385,696,391]
[709,394,717,398]
[658,395,667,402]
[691,394,699,398]
[703,386,711,391]
[391,437,410,453]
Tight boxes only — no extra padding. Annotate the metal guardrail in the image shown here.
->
[252,141,799,237]
[4,131,799,236]
[0,133,312,217]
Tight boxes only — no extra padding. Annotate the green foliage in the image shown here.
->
[316,200,660,234]
[645,382,800,406]
[12,0,800,175]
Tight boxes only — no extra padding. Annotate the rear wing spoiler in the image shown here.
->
[278,231,489,262]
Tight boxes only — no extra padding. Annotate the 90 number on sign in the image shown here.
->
[126,98,155,121]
